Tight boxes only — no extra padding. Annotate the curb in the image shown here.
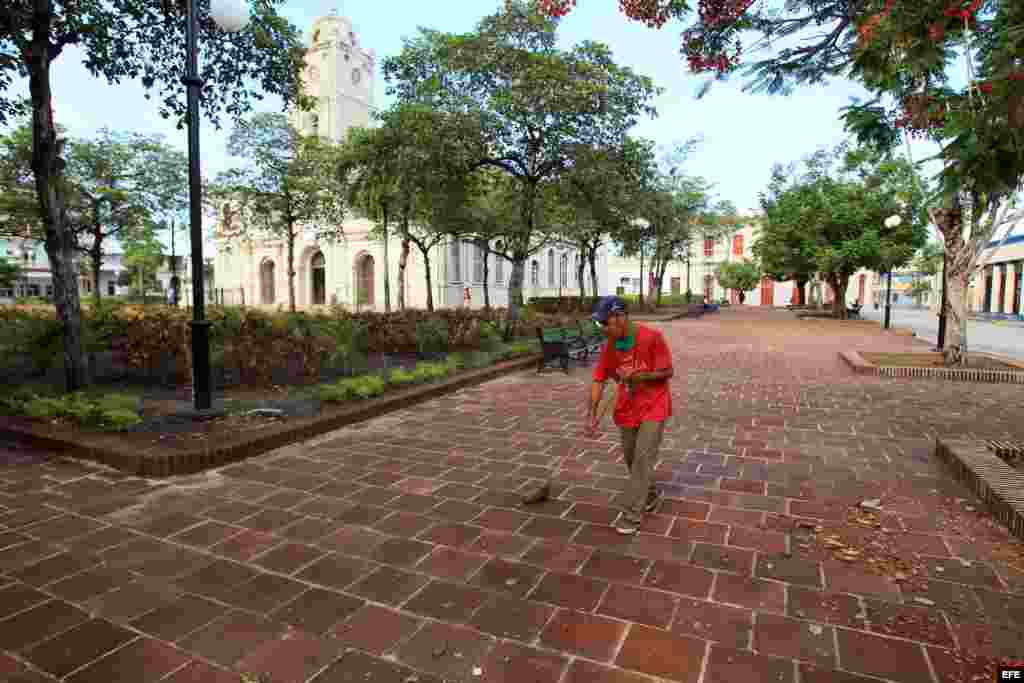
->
[0,354,544,478]
[934,438,1024,542]
[839,350,1024,384]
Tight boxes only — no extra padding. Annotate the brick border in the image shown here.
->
[840,350,1024,384]
[0,353,545,478]
[934,438,1024,541]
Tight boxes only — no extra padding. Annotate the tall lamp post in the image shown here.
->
[934,248,948,351]
[882,214,903,330]
[182,0,249,411]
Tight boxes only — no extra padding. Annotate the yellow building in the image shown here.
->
[970,209,1024,317]
[605,219,875,307]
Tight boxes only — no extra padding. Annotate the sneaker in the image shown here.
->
[614,515,641,535]
[645,491,664,513]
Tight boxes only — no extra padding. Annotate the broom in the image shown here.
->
[591,379,622,432]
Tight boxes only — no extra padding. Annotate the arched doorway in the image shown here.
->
[355,254,374,309]
[759,277,774,306]
[260,259,275,305]
[311,251,326,305]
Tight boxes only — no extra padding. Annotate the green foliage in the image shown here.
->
[14,391,141,431]
[316,374,387,403]
[213,113,346,312]
[415,318,449,356]
[387,367,421,386]
[715,260,763,294]
[756,142,928,311]
[477,321,503,352]
[384,1,661,314]
[412,362,451,382]
[0,257,20,289]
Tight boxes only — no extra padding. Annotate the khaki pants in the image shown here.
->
[619,421,665,521]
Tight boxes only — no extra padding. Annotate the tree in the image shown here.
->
[63,129,188,306]
[755,163,821,306]
[0,0,309,391]
[555,137,658,299]
[121,223,165,303]
[216,113,345,313]
[384,0,660,322]
[715,260,761,303]
[758,143,928,318]
[339,104,482,312]
[543,0,1024,365]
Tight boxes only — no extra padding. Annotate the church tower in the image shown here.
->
[291,9,376,142]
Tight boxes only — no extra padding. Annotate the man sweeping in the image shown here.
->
[524,296,674,535]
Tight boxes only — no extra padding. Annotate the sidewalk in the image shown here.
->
[0,307,1021,682]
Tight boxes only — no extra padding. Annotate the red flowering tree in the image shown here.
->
[541,0,1024,366]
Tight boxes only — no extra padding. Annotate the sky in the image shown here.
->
[5,0,947,253]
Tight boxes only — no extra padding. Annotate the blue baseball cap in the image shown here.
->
[592,296,628,324]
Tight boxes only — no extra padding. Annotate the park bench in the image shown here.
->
[847,303,863,319]
[536,326,588,374]
[576,319,606,356]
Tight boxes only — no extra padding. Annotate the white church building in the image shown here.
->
[212,11,610,311]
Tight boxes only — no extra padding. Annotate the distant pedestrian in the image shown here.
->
[522,296,675,535]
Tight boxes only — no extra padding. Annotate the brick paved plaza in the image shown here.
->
[1,307,1022,682]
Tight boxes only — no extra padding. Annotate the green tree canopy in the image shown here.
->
[757,142,928,317]
[1,0,310,390]
[383,0,660,319]
[715,260,762,304]
[215,112,345,312]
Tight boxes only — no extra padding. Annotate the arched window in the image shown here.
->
[356,254,374,308]
[531,260,540,286]
[311,251,326,305]
[548,249,555,286]
[260,259,275,304]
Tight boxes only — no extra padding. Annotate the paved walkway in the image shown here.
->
[1,307,1022,683]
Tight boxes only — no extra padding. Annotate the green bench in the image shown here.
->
[536,326,588,373]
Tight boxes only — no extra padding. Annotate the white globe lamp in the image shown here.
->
[884,214,902,228]
[210,0,250,33]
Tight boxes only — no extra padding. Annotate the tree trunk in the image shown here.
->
[589,251,599,299]
[482,243,491,310]
[422,250,434,313]
[655,259,668,306]
[382,209,391,313]
[30,49,86,391]
[828,274,850,319]
[397,212,409,311]
[738,290,745,304]
[287,228,296,312]
[638,245,645,307]
[577,253,586,298]
[91,247,102,307]
[794,279,807,306]
[935,201,969,365]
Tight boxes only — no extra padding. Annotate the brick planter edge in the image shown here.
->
[934,438,1024,542]
[839,350,1024,384]
[0,353,544,478]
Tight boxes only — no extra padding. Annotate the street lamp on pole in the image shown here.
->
[182,0,249,412]
[883,214,903,331]
[934,248,948,351]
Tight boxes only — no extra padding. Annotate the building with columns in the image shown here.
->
[970,209,1024,317]
[212,11,611,312]
[605,219,886,308]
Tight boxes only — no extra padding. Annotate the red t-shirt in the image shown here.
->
[593,324,673,427]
